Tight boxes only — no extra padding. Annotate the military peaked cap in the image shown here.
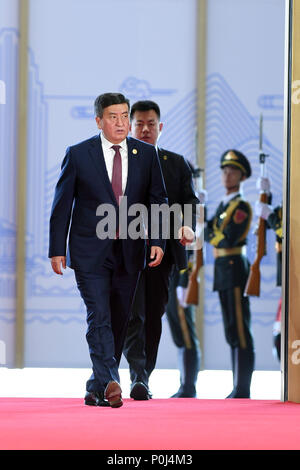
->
[220,149,251,178]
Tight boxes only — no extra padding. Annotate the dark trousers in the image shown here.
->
[123,246,174,385]
[75,240,139,392]
[218,287,253,350]
[166,268,200,350]
[166,267,201,396]
[218,287,255,396]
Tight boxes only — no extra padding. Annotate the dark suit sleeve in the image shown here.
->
[148,148,168,250]
[48,148,76,257]
[179,158,200,231]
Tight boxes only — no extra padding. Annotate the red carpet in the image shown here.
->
[0,398,299,450]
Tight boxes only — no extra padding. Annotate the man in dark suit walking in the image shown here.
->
[123,100,200,400]
[49,93,167,408]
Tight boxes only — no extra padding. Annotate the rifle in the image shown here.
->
[244,114,269,297]
[185,168,205,305]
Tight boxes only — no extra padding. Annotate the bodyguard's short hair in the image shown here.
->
[94,93,130,118]
[130,100,161,121]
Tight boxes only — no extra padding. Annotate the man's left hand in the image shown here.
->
[178,226,195,246]
[148,246,164,267]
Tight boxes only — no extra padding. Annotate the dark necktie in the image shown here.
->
[111,145,122,204]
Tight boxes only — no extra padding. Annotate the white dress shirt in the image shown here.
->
[100,132,128,193]
[222,191,240,206]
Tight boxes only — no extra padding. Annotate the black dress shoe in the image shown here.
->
[84,391,110,407]
[130,382,151,400]
[104,381,123,408]
[171,386,197,398]
[226,389,250,399]
[171,391,197,398]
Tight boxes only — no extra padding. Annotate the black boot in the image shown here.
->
[273,333,281,361]
[226,347,255,398]
[171,347,200,398]
[227,347,236,397]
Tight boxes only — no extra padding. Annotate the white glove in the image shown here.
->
[197,189,207,204]
[255,200,273,220]
[256,177,271,194]
[176,286,188,308]
[273,321,281,336]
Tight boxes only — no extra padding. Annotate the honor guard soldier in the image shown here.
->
[204,149,255,398]
[255,178,282,360]
[267,206,282,360]
[166,164,205,398]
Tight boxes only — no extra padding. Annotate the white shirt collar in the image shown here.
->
[100,132,127,151]
[222,191,240,206]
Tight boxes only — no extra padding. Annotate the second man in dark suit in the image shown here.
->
[123,100,200,400]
